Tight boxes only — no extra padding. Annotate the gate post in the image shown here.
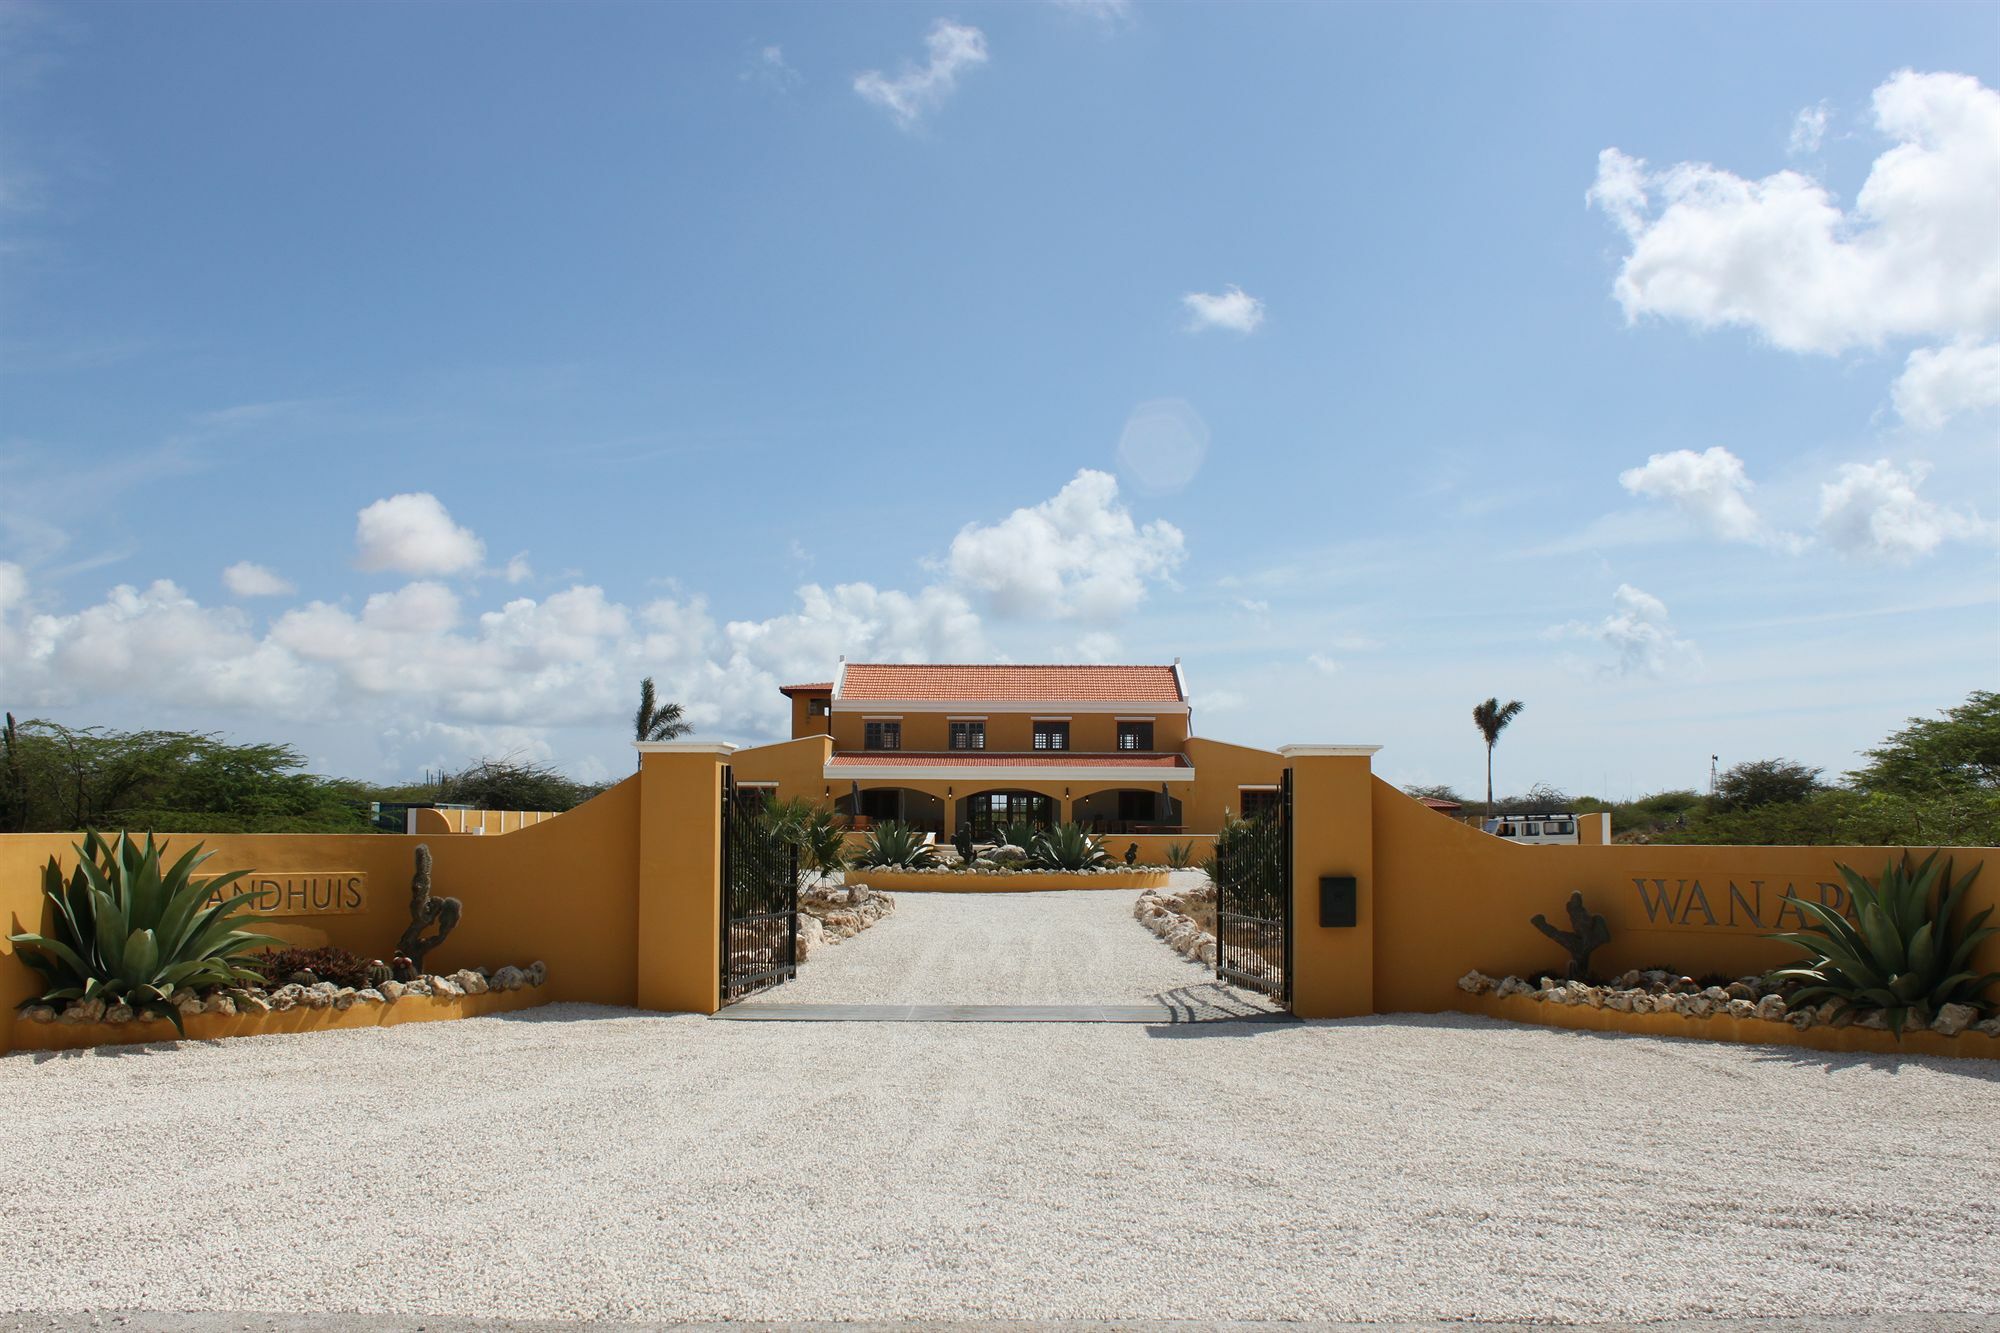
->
[634,740,736,1014]
[1278,745,1380,1020]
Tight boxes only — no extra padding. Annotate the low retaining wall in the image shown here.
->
[1459,991,2000,1061]
[12,985,548,1054]
[851,868,1170,892]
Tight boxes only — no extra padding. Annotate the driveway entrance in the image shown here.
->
[725,886,1282,1021]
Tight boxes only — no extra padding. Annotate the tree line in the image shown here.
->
[1407,689,1998,847]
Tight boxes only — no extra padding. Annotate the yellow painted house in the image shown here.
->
[728,660,1289,843]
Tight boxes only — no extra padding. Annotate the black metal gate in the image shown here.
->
[720,768,799,1003]
[1214,767,1292,1006]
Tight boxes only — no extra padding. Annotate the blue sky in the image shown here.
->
[1,0,1995,796]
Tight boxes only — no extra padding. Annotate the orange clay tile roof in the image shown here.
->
[837,663,1183,703]
[778,681,834,695]
[829,751,1189,768]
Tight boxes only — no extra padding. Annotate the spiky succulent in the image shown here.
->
[854,820,940,869]
[1029,821,1113,871]
[10,832,282,1030]
[1768,850,1996,1035]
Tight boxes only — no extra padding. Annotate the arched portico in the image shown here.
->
[834,785,947,834]
[1068,785,1185,834]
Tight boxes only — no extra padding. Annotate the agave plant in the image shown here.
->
[10,832,282,1030]
[1164,840,1196,870]
[854,820,940,869]
[1029,821,1112,871]
[990,819,1042,850]
[792,806,850,887]
[1767,850,1997,1034]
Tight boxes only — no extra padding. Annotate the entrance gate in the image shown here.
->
[1214,766,1293,1007]
[720,767,799,1003]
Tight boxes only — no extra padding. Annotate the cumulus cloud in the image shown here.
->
[354,493,486,576]
[1587,70,2000,355]
[1547,584,1700,679]
[853,20,988,128]
[743,44,800,90]
[1816,459,1991,563]
[1182,285,1265,334]
[946,469,1185,619]
[221,561,295,598]
[0,471,1195,768]
[1891,340,2000,428]
[1618,446,1799,549]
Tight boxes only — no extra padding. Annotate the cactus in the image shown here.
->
[364,959,393,988]
[1532,890,1611,982]
[394,844,462,974]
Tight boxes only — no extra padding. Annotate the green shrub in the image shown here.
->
[1164,840,1196,869]
[1029,822,1112,871]
[792,806,850,884]
[855,821,940,869]
[251,945,369,988]
[1768,850,1998,1033]
[9,832,281,1028]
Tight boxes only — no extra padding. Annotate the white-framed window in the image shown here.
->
[1117,720,1154,751]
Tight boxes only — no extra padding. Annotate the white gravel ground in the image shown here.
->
[769,885,1257,1007]
[3,1003,1996,1324]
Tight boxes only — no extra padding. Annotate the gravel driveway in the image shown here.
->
[765,884,1266,1008]
[3,1003,1996,1325]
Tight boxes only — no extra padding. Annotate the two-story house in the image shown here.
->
[732,660,1287,839]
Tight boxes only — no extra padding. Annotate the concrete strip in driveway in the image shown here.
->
[7,1314,1998,1332]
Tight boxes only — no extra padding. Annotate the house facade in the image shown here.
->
[730,660,1288,842]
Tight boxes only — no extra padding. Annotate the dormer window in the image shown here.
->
[864,720,901,751]
[1117,720,1153,751]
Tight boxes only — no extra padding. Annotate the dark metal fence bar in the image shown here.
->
[719,767,800,1004]
[1214,767,1293,1006]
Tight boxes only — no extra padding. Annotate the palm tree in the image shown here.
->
[1472,697,1524,817]
[634,676,691,768]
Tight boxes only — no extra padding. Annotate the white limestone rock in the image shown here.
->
[356,988,384,1004]
[491,966,527,991]
[205,993,237,1017]
[1725,998,1756,1019]
[431,975,464,998]
[1753,994,1787,1022]
[331,987,359,1011]
[379,980,406,1001]
[1455,970,1495,995]
[1494,976,1532,999]
[452,969,488,995]
[1931,1003,1978,1037]
[103,1003,135,1024]
[20,1004,56,1024]
[238,993,271,1015]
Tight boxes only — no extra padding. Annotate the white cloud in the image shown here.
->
[744,44,800,90]
[1891,340,2000,428]
[1181,285,1265,334]
[853,20,988,128]
[1307,653,1341,675]
[1049,0,1134,27]
[1547,584,1700,679]
[353,492,487,577]
[1788,101,1830,156]
[1618,446,1798,549]
[503,554,534,584]
[1587,70,2000,355]
[0,472,1196,765]
[221,561,295,598]
[1816,459,1991,562]
[946,469,1185,620]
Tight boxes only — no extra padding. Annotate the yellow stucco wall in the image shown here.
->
[829,709,1189,755]
[1466,990,2000,1059]
[0,779,643,1053]
[408,808,560,835]
[1363,775,2000,1017]
[634,746,728,1015]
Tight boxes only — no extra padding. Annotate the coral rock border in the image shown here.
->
[1135,888,1217,968]
[12,962,550,1053]
[1456,968,2000,1059]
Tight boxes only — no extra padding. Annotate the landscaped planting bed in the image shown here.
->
[851,867,1168,892]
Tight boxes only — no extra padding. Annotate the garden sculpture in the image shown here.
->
[1531,890,1611,981]
[1124,842,1138,866]
[394,844,462,976]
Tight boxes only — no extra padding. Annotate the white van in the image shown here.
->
[1481,813,1580,845]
